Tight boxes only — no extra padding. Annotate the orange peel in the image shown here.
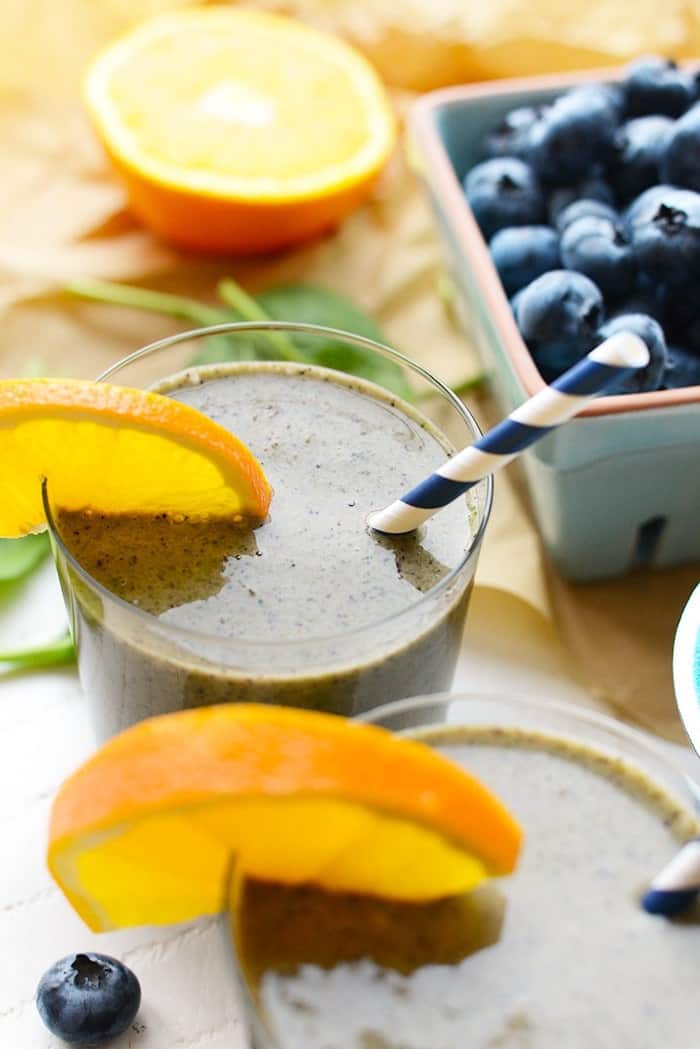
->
[48,704,522,931]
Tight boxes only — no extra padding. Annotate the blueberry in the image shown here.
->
[683,315,700,354]
[661,345,700,388]
[623,56,696,118]
[489,225,560,296]
[609,116,674,201]
[528,86,619,182]
[510,289,525,317]
[629,187,700,286]
[464,157,544,239]
[661,102,700,192]
[566,83,626,121]
[555,198,620,233]
[560,216,635,300]
[612,291,665,324]
[515,270,604,379]
[597,313,667,393]
[624,184,700,228]
[484,105,544,159]
[36,953,141,1046]
[653,282,700,343]
[548,176,616,225]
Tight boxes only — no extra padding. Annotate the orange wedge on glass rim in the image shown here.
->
[84,8,397,253]
[0,378,270,538]
[48,705,522,932]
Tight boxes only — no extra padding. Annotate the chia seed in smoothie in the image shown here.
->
[237,727,700,1049]
[53,363,481,736]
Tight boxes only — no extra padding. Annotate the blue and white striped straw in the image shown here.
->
[368,333,649,535]
[642,838,700,917]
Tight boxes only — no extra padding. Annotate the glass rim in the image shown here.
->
[358,691,700,797]
[44,322,493,651]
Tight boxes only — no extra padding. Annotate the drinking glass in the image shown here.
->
[229,691,700,1049]
[45,323,491,738]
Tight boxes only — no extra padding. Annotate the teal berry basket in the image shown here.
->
[410,68,700,582]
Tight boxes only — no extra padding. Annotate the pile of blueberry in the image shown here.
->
[464,56,700,393]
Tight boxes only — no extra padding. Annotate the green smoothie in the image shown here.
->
[236,726,700,1049]
[52,363,481,735]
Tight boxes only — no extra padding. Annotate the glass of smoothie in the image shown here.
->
[45,323,491,737]
[231,693,700,1049]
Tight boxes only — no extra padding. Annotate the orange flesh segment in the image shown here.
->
[0,378,270,537]
[85,8,395,199]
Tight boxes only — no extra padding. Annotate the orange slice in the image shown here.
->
[84,8,397,253]
[0,378,270,538]
[48,705,522,932]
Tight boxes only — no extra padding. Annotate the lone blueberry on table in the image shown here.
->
[36,952,141,1045]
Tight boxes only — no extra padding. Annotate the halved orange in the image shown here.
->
[0,378,270,538]
[84,8,397,253]
[48,705,522,932]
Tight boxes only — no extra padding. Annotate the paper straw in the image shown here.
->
[642,837,700,917]
[368,333,650,535]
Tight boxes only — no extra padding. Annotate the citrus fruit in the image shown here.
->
[84,8,397,253]
[48,705,522,932]
[0,378,270,538]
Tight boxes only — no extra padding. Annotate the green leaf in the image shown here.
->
[216,280,305,362]
[256,284,414,400]
[188,334,253,366]
[258,284,385,341]
[415,370,487,402]
[65,278,231,327]
[0,534,49,581]
[188,331,272,366]
[64,276,414,400]
[450,372,487,397]
[213,279,413,400]
[65,277,264,368]
[0,632,75,669]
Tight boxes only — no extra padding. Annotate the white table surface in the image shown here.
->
[2,564,698,1048]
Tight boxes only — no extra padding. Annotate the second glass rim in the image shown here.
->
[358,690,700,792]
[44,321,493,651]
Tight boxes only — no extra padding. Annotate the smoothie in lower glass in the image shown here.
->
[233,696,700,1049]
[48,326,489,737]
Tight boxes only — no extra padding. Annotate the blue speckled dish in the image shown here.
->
[411,70,700,581]
[674,583,700,757]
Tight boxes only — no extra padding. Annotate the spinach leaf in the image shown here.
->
[0,632,75,668]
[258,284,385,341]
[65,278,255,367]
[217,280,416,402]
[0,533,49,581]
[254,283,413,399]
[211,280,305,364]
[0,536,73,669]
[65,277,413,399]
[67,278,301,367]
[65,278,231,328]
[188,332,268,366]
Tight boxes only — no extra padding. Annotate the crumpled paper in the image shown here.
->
[0,0,697,741]
[249,0,700,89]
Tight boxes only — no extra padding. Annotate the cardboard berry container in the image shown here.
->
[411,69,700,581]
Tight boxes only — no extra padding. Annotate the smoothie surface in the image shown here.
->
[238,727,700,1049]
[56,364,475,641]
